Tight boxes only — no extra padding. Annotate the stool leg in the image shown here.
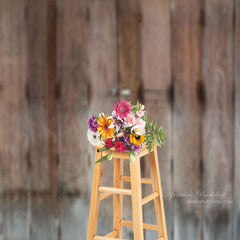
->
[149,147,168,240]
[87,150,104,240]
[113,158,123,238]
[130,157,144,240]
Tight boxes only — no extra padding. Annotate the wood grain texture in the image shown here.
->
[57,0,90,194]
[0,0,28,194]
[203,0,233,239]
[117,0,141,102]
[140,0,172,239]
[88,0,118,236]
[171,0,203,240]
[57,1,91,239]
[0,1,29,239]
[26,0,50,192]
[26,1,59,239]
[234,1,240,239]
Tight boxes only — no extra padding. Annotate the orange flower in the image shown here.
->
[97,115,115,139]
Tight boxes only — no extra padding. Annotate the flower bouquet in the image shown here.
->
[87,100,166,163]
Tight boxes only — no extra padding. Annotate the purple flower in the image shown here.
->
[88,116,98,132]
[124,145,130,152]
[125,135,131,146]
[132,144,141,153]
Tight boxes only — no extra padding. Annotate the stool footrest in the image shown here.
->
[104,230,118,237]
[94,236,127,240]
[120,176,152,184]
[100,192,112,200]
[99,186,132,195]
[120,220,159,231]
[142,192,159,205]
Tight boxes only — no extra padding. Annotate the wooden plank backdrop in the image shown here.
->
[0,0,239,240]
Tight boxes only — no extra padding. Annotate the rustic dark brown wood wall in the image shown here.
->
[0,0,239,240]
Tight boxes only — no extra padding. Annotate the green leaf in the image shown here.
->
[150,120,155,128]
[95,152,113,164]
[153,122,157,133]
[129,151,138,163]
[98,145,110,152]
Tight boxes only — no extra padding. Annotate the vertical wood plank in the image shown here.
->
[57,0,91,239]
[0,0,28,194]
[203,0,234,239]
[26,1,59,239]
[171,1,203,240]
[117,0,141,102]
[57,0,90,194]
[26,0,50,193]
[0,0,29,239]
[113,158,123,238]
[234,0,240,239]
[88,0,118,236]
[140,0,172,239]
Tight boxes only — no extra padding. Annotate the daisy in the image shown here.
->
[97,115,115,139]
[87,129,103,146]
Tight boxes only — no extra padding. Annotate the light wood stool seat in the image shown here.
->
[87,144,168,240]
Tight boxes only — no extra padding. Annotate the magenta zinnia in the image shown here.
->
[113,100,131,118]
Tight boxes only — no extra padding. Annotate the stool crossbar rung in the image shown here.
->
[99,186,132,195]
[87,145,168,240]
[104,230,118,237]
[94,236,126,240]
[120,176,152,184]
[142,192,159,205]
[120,220,159,231]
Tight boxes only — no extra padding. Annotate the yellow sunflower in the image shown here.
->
[97,115,115,139]
[129,132,146,145]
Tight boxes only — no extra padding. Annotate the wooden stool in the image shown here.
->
[87,144,168,240]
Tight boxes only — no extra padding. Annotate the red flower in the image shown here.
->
[105,138,115,148]
[115,141,125,152]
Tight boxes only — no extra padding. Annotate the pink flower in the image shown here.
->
[125,113,137,127]
[137,118,146,127]
[136,110,145,117]
[113,100,131,118]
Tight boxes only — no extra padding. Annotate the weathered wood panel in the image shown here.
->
[27,0,59,239]
[57,0,89,195]
[203,0,233,239]
[234,1,240,239]
[0,0,28,194]
[172,1,203,240]
[88,0,117,236]
[117,0,141,102]
[0,1,29,239]
[26,0,50,193]
[57,0,91,239]
[141,0,172,239]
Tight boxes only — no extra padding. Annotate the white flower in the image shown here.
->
[131,125,145,135]
[99,112,105,118]
[87,129,103,146]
